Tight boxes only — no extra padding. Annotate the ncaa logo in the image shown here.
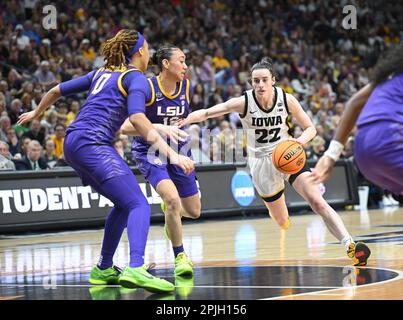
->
[231,170,255,206]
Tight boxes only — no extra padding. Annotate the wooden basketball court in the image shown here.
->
[0,207,402,300]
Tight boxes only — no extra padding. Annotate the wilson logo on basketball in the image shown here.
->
[283,146,302,161]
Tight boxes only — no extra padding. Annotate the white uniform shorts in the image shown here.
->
[248,155,288,201]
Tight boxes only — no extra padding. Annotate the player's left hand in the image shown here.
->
[17,110,40,125]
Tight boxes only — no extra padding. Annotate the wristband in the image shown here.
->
[324,139,344,162]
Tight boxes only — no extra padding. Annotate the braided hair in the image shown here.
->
[101,29,139,70]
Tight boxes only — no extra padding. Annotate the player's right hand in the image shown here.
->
[159,125,188,145]
[310,155,335,184]
[171,154,195,175]
[17,110,40,125]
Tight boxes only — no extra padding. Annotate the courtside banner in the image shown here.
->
[0,161,356,233]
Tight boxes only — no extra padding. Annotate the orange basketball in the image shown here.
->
[272,140,306,175]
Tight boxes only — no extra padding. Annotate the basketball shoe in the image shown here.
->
[89,265,122,285]
[175,252,194,276]
[280,217,291,230]
[347,242,371,266]
[119,265,175,293]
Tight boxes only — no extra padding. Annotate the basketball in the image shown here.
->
[272,140,306,175]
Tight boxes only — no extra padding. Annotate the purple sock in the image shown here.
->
[173,244,184,257]
[127,202,151,268]
[97,207,128,270]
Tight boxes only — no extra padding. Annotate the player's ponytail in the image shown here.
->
[101,29,139,70]
[371,42,403,85]
[152,44,179,70]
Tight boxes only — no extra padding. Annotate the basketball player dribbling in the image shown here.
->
[312,43,403,197]
[179,58,371,266]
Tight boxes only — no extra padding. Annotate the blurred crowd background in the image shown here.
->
[0,0,401,205]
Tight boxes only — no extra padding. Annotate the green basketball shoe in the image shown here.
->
[88,265,122,285]
[174,252,194,276]
[119,265,175,293]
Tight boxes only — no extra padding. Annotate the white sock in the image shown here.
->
[341,235,355,249]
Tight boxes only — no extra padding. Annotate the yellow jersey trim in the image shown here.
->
[185,79,190,104]
[92,67,104,81]
[145,79,155,106]
[117,68,140,97]
[156,75,183,99]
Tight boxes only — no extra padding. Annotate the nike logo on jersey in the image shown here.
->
[156,97,165,102]
[249,110,258,114]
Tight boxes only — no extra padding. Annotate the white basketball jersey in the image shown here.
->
[240,87,292,158]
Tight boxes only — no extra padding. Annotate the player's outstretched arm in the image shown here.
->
[178,96,245,127]
[18,85,62,125]
[18,70,96,125]
[286,93,316,146]
[120,119,188,144]
[311,83,374,184]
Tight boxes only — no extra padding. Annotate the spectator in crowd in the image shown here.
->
[66,100,79,126]
[14,136,31,159]
[5,127,20,156]
[8,99,22,125]
[42,139,58,168]
[212,47,230,72]
[33,60,58,91]
[22,119,46,145]
[14,140,48,170]
[0,115,11,142]
[307,135,326,161]
[0,141,16,171]
[11,24,30,51]
[0,80,12,107]
[41,109,58,135]
[51,123,66,158]
[80,39,97,63]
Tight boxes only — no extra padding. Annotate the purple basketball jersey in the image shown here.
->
[132,75,192,153]
[67,67,144,144]
[357,73,403,127]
